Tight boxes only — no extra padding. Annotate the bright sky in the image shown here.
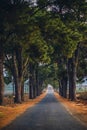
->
[47,84,54,93]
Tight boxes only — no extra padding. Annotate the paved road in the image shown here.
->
[1,93,87,130]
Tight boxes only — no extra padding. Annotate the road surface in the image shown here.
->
[1,92,87,130]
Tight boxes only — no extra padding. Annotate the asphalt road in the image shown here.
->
[1,92,87,130]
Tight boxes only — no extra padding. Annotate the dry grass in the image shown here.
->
[54,92,87,127]
[0,93,46,129]
[77,92,87,100]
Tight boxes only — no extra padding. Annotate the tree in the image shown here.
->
[45,15,82,99]
[0,0,30,104]
[0,0,11,105]
[26,26,51,98]
[52,0,87,100]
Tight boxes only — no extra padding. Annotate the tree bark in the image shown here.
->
[67,58,72,99]
[71,57,77,100]
[68,49,79,101]
[0,46,4,105]
[35,64,39,96]
[29,63,33,99]
[14,46,23,103]
[21,79,24,101]
[59,80,62,96]
[32,65,36,98]
[13,53,21,103]
[60,79,63,96]
[62,79,67,98]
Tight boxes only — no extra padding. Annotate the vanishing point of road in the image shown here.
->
[1,91,87,130]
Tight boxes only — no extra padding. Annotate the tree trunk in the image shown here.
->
[29,63,33,99]
[60,79,63,96]
[32,65,36,98]
[59,81,62,96]
[62,79,67,98]
[13,46,23,103]
[39,80,43,94]
[59,69,67,98]
[36,71,39,96]
[21,79,24,101]
[36,65,39,96]
[67,58,72,99]
[16,46,23,102]
[37,78,40,96]
[13,53,21,103]
[71,57,77,100]
[0,46,4,105]
[33,82,36,98]
[68,45,79,101]
[68,57,77,100]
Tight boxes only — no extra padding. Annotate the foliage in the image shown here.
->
[45,17,82,59]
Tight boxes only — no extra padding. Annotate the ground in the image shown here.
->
[54,92,87,127]
[0,92,87,129]
[0,93,46,129]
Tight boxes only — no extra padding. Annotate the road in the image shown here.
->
[1,92,87,130]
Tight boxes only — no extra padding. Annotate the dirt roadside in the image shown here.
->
[0,93,46,129]
[54,92,87,127]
